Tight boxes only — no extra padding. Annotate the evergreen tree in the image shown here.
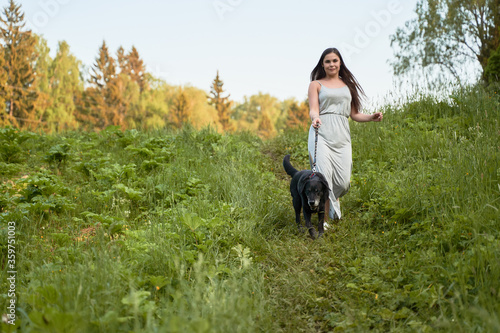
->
[208,70,233,131]
[170,87,191,128]
[0,45,5,114]
[0,0,39,129]
[84,40,124,129]
[83,43,145,130]
[116,46,129,74]
[128,46,147,92]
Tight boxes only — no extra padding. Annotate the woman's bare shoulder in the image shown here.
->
[308,80,322,90]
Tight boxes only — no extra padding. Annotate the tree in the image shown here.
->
[0,0,39,129]
[116,46,129,74]
[285,99,310,130]
[232,92,281,134]
[0,43,5,115]
[390,0,500,84]
[33,36,51,130]
[45,41,83,132]
[126,78,169,130]
[208,70,233,131]
[258,111,275,138]
[484,44,500,83]
[127,46,147,92]
[169,87,191,128]
[84,40,124,129]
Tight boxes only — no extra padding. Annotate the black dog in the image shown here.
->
[283,154,330,239]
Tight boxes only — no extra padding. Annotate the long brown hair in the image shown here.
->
[310,48,365,112]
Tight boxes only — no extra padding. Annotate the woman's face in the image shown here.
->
[322,52,341,77]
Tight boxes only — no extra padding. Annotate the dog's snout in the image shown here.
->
[308,199,319,210]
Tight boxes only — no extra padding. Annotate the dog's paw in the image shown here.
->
[308,228,317,239]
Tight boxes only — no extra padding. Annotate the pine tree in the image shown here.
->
[128,46,147,92]
[0,0,39,129]
[91,41,116,88]
[208,70,233,131]
[170,87,191,128]
[0,46,5,116]
[85,40,122,129]
[116,46,129,74]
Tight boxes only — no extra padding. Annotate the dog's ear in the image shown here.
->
[317,174,331,192]
[298,175,308,194]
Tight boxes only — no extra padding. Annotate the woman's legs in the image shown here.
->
[324,199,330,222]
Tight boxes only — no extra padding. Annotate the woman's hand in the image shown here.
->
[312,117,322,128]
[371,112,383,122]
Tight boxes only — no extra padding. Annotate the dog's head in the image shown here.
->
[299,173,330,211]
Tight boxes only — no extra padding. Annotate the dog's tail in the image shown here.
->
[283,154,299,177]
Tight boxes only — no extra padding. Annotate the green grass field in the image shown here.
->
[1,84,499,332]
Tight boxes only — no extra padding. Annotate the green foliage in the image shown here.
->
[0,124,277,332]
[0,2,298,135]
[0,0,39,129]
[262,84,500,331]
[1,85,498,332]
[0,127,35,163]
[390,0,499,84]
[485,44,500,84]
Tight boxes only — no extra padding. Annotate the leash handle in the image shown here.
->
[311,126,318,173]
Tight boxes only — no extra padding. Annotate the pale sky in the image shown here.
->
[20,0,418,108]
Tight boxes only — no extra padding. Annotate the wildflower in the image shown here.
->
[156,286,160,291]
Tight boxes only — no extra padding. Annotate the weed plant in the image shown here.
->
[0,84,499,332]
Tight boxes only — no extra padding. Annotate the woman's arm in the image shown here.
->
[350,105,383,122]
[308,81,322,128]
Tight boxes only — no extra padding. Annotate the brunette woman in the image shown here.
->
[308,47,383,221]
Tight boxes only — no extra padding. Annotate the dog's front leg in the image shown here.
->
[317,210,325,237]
[303,209,317,239]
[293,196,304,233]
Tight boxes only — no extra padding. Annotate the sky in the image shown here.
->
[19,0,419,108]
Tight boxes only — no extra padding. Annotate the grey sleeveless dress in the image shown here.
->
[308,82,352,219]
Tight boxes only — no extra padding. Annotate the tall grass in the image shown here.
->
[0,84,498,332]
[261,84,500,331]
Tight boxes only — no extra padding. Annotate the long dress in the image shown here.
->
[308,82,352,220]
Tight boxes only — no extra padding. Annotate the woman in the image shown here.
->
[308,47,383,221]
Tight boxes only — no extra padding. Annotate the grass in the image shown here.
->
[0,84,499,332]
